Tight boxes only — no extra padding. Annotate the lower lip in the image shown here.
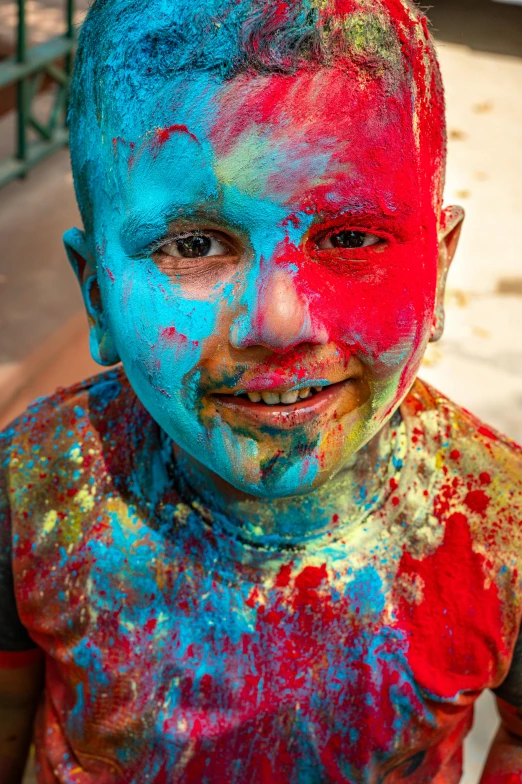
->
[211,380,360,430]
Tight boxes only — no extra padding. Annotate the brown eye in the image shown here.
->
[318,230,381,250]
[176,235,212,257]
[159,232,234,259]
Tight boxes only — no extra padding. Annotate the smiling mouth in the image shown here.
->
[233,384,328,406]
[211,378,366,429]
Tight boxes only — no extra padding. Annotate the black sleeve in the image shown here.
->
[493,625,522,708]
[0,429,38,651]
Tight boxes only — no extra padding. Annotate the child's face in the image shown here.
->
[68,66,460,498]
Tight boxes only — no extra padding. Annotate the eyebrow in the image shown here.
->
[301,198,405,219]
[120,203,224,257]
[121,195,411,257]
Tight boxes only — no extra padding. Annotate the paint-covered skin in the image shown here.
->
[1,370,522,782]
[66,61,444,499]
[2,1,518,781]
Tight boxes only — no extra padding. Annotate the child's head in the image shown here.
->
[65,0,463,498]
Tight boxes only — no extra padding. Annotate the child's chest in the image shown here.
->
[30,513,510,782]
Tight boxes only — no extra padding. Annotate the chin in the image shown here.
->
[221,450,344,500]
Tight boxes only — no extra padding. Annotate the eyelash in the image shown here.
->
[154,230,236,255]
[148,225,390,260]
[310,226,388,248]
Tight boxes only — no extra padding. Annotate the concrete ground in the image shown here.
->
[0,5,521,783]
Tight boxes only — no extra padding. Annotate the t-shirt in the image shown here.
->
[1,368,522,783]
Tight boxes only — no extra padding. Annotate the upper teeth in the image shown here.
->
[281,389,299,404]
[247,391,262,403]
[246,386,324,405]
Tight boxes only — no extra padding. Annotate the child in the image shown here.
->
[1,0,521,781]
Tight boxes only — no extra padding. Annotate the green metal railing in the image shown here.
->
[0,0,76,188]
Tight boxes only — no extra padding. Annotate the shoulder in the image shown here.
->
[2,365,134,438]
[405,378,522,485]
[0,368,132,456]
[397,380,522,694]
[0,367,142,518]
[400,379,522,568]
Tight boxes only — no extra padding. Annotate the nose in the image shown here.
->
[230,265,328,352]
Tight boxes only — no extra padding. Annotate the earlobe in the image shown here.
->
[63,227,120,366]
[430,206,465,343]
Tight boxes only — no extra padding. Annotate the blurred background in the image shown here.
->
[0,0,520,782]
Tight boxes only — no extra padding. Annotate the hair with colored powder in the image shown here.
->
[69,0,446,234]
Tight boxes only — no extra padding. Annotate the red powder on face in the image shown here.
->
[214,69,437,389]
[150,124,199,152]
[395,512,506,696]
[160,326,188,344]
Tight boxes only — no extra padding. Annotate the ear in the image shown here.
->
[63,227,120,366]
[430,206,465,343]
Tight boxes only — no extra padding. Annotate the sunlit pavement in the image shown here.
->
[0,30,519,784]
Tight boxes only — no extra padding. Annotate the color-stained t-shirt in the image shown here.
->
[1,368,522,783]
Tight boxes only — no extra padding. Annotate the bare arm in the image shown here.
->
[480,699,522,783]
[0,655,44,784]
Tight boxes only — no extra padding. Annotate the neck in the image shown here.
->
[171,419,400,550]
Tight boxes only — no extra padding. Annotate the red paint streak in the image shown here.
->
[395,511,506,696]
[478,426,499,441]
[104,266,115,283]
[150,124,199,152]
[160,326,188,345]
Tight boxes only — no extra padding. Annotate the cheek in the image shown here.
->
[296,242,437,366]
[103,261,221,392]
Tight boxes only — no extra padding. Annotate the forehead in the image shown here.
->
[110,66,422,235]
[210,68,418,210]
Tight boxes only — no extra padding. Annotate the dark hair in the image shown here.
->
[69,0,446,233]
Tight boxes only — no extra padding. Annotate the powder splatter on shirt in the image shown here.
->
[1,368,521,783]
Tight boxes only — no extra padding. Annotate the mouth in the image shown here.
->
[210,378,367,430]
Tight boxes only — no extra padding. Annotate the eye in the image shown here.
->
[160,232,233,259]
[317,230,381,250]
